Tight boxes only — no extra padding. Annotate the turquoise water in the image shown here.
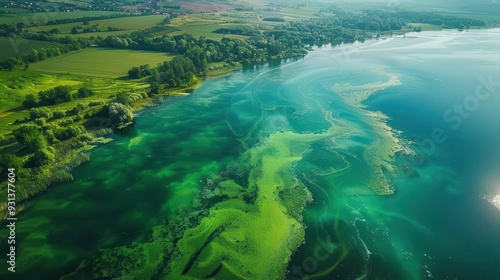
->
[1,29,500,279]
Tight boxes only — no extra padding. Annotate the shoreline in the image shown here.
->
[1,26,496,218]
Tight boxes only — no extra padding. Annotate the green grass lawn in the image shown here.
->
[0,37,62,59]
[29,48,175,78]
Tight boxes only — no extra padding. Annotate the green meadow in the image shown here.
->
[0,70,150,137]
[0,7,29,13]
[170,23,250,40]
[0,37,61,59]
[29,48,175,78]
[25,14,166,35]
[0,10,125,24]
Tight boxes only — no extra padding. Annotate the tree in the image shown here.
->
[2,57,19,70]
[54,86,73,103]
[113,92,133,106]
[0,154,23,174]
[49,28,60,34]
[27,49,39,62]
[108,102,133,126]
[128,67,141,79]
[52,110,66,119]
[69,103,88,115]
[38,86,73,105]
[13,124,46,152]
[22,94,37,108]
[29,107,52,120]
[55,125,84,140]
[149,81,160,95]
[38,48,47,60]
[77,87,94,98]
[26,148,55,167]
[71,26,78,34]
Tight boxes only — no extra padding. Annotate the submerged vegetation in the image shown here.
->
[0,0,495,278]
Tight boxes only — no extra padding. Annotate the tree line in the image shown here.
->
[1,8,486,71]
[0,13,133,32]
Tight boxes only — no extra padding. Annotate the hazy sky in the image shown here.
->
[332,0,500,13]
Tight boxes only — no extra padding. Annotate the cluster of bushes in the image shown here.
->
[213,26,259,36]
[29,107,52,120]
[20,88,142,138]
[10,117,89,168]
[23,86,94,108]
[11,124,53,167]
[108,103,133,126]
[71,24,125,34]
[78,87,94,98]
[129,56,198,90]
[128,64,153,79]
[262,17,286,22]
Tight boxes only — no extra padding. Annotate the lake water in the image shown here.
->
[1,29,500,279]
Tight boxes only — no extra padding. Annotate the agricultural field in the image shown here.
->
[25,14,167,35]
[29,48,175,78]
[0,7,30,13]
[72,30,133,38]
[405,23,444,31]
[277,6,322,20]
[169,23,250,40]
[44,0,94,8]
[0,10,126,24]
[0,37,61,60]
[169,14,228,28]
[168,13,274,39]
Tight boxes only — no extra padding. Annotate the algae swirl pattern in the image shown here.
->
[64,49,410,280]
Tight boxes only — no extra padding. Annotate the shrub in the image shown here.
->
[0,154,23,174]
[69,103,88,115]
[113,92,133,106]
[38,85,73,105]
[12,124,46,152]
[55,125,84,140]
[44,129,57,144]
[78,133,93,142]
[108,102,133,126]
[34,117,46,126]
[29,107,52,120]
[73,114,83,121]
[52,110,66,119]
[77,87,94,98]
[26,148,55,167]
[89,100,105,106]
[23,94,38,108]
